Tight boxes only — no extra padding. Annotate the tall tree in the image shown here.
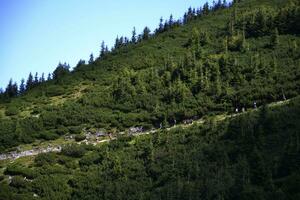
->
[203,2,210,15]
[89,53,94,64]
[100,41,106,58]
[39,73,45,83]
[5,79,18,97]
[53,62,70,80]
[47,73,52,81]
[131,27,137,43]
[26,72,34,90]
[19,79,26,94]
[168,15,174,27]
[142,27,151,40]
[157,17,164,33]
[34,72,39,85]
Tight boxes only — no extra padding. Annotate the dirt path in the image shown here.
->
[0,99,290,161]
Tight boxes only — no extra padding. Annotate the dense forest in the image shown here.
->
[0,0,300,199]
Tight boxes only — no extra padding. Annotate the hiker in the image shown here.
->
[254,102,257,109]
[235,108,239,113]
[242,107,245,112]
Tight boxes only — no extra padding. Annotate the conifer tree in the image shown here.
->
[89,53,94,64]
[34,72,39,85]
[131,27,137,43]
[19,79,26,94]
[26,72,34,90]
[203,2,210,15]
[142,27,151,40]
[47,73,52,81]
[5,79,18,97]
[168,15,174,27]
[158,18,164,33]
[100,41,106,57]
[40,73,45,83]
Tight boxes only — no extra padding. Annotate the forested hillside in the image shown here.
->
[0,0,299,152]
[0,0,300,199]
[1,92,300,199]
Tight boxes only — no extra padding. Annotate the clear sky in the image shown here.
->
[0,0,217,89]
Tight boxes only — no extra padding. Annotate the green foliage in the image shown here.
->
[1,97,300,199]
[35,153,57,167]
[74,134,86,142]
[0,2,299,199]
[5,106,19,116]
[61,144,86,158]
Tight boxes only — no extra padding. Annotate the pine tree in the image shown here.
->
[203,3,210,15]
[142,27,151,40]
[39,73,45,83]
[26,72,34,90]
[89,53,94,64]
[34,72,39,85]
[114,36,121,49]
[168,15,174,27]
[131,27,137,43]
[158,17,164,33]
[47,73,52,81]
[19,79,26,94]
[100,41,106,57]
[5,79,18,97]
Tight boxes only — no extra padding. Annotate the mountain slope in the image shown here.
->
[0,92,300,200]
[0,0,299,152]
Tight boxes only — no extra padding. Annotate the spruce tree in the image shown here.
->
[131,27,137,43]
[89,53,94,64]
[19,79,26,94]
[203,3,210,15]
[40,73,45,83]
[26,72,34,90]
[168,15,174,27]
[5,79,18,97]
[100,41,106,57]
[34,72,39,85]
[142,27,151,40]
[158,18,164,33]
[47,73,52,81]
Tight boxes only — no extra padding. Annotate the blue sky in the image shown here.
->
[0,0,217,89]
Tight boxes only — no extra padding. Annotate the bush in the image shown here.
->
[9,176,26,188]
[5,106,19,116]
[39,131,59,140]
[45,85,65,97]
[35,153,56,166]
[74,134,86,142]
[4,164,37,179]
[68,126,81,134]
[61,144,86,158]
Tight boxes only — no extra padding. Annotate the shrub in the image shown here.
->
[10,176,26,188]
[39,131,59,140]
[4,164,37,179]
[74,134,86,142]
[35,153,56,166]
[5,106,19,116]
[61,144,86,158]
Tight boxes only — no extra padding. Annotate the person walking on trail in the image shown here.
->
[254,101,257,109]
[235,108,239,113]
